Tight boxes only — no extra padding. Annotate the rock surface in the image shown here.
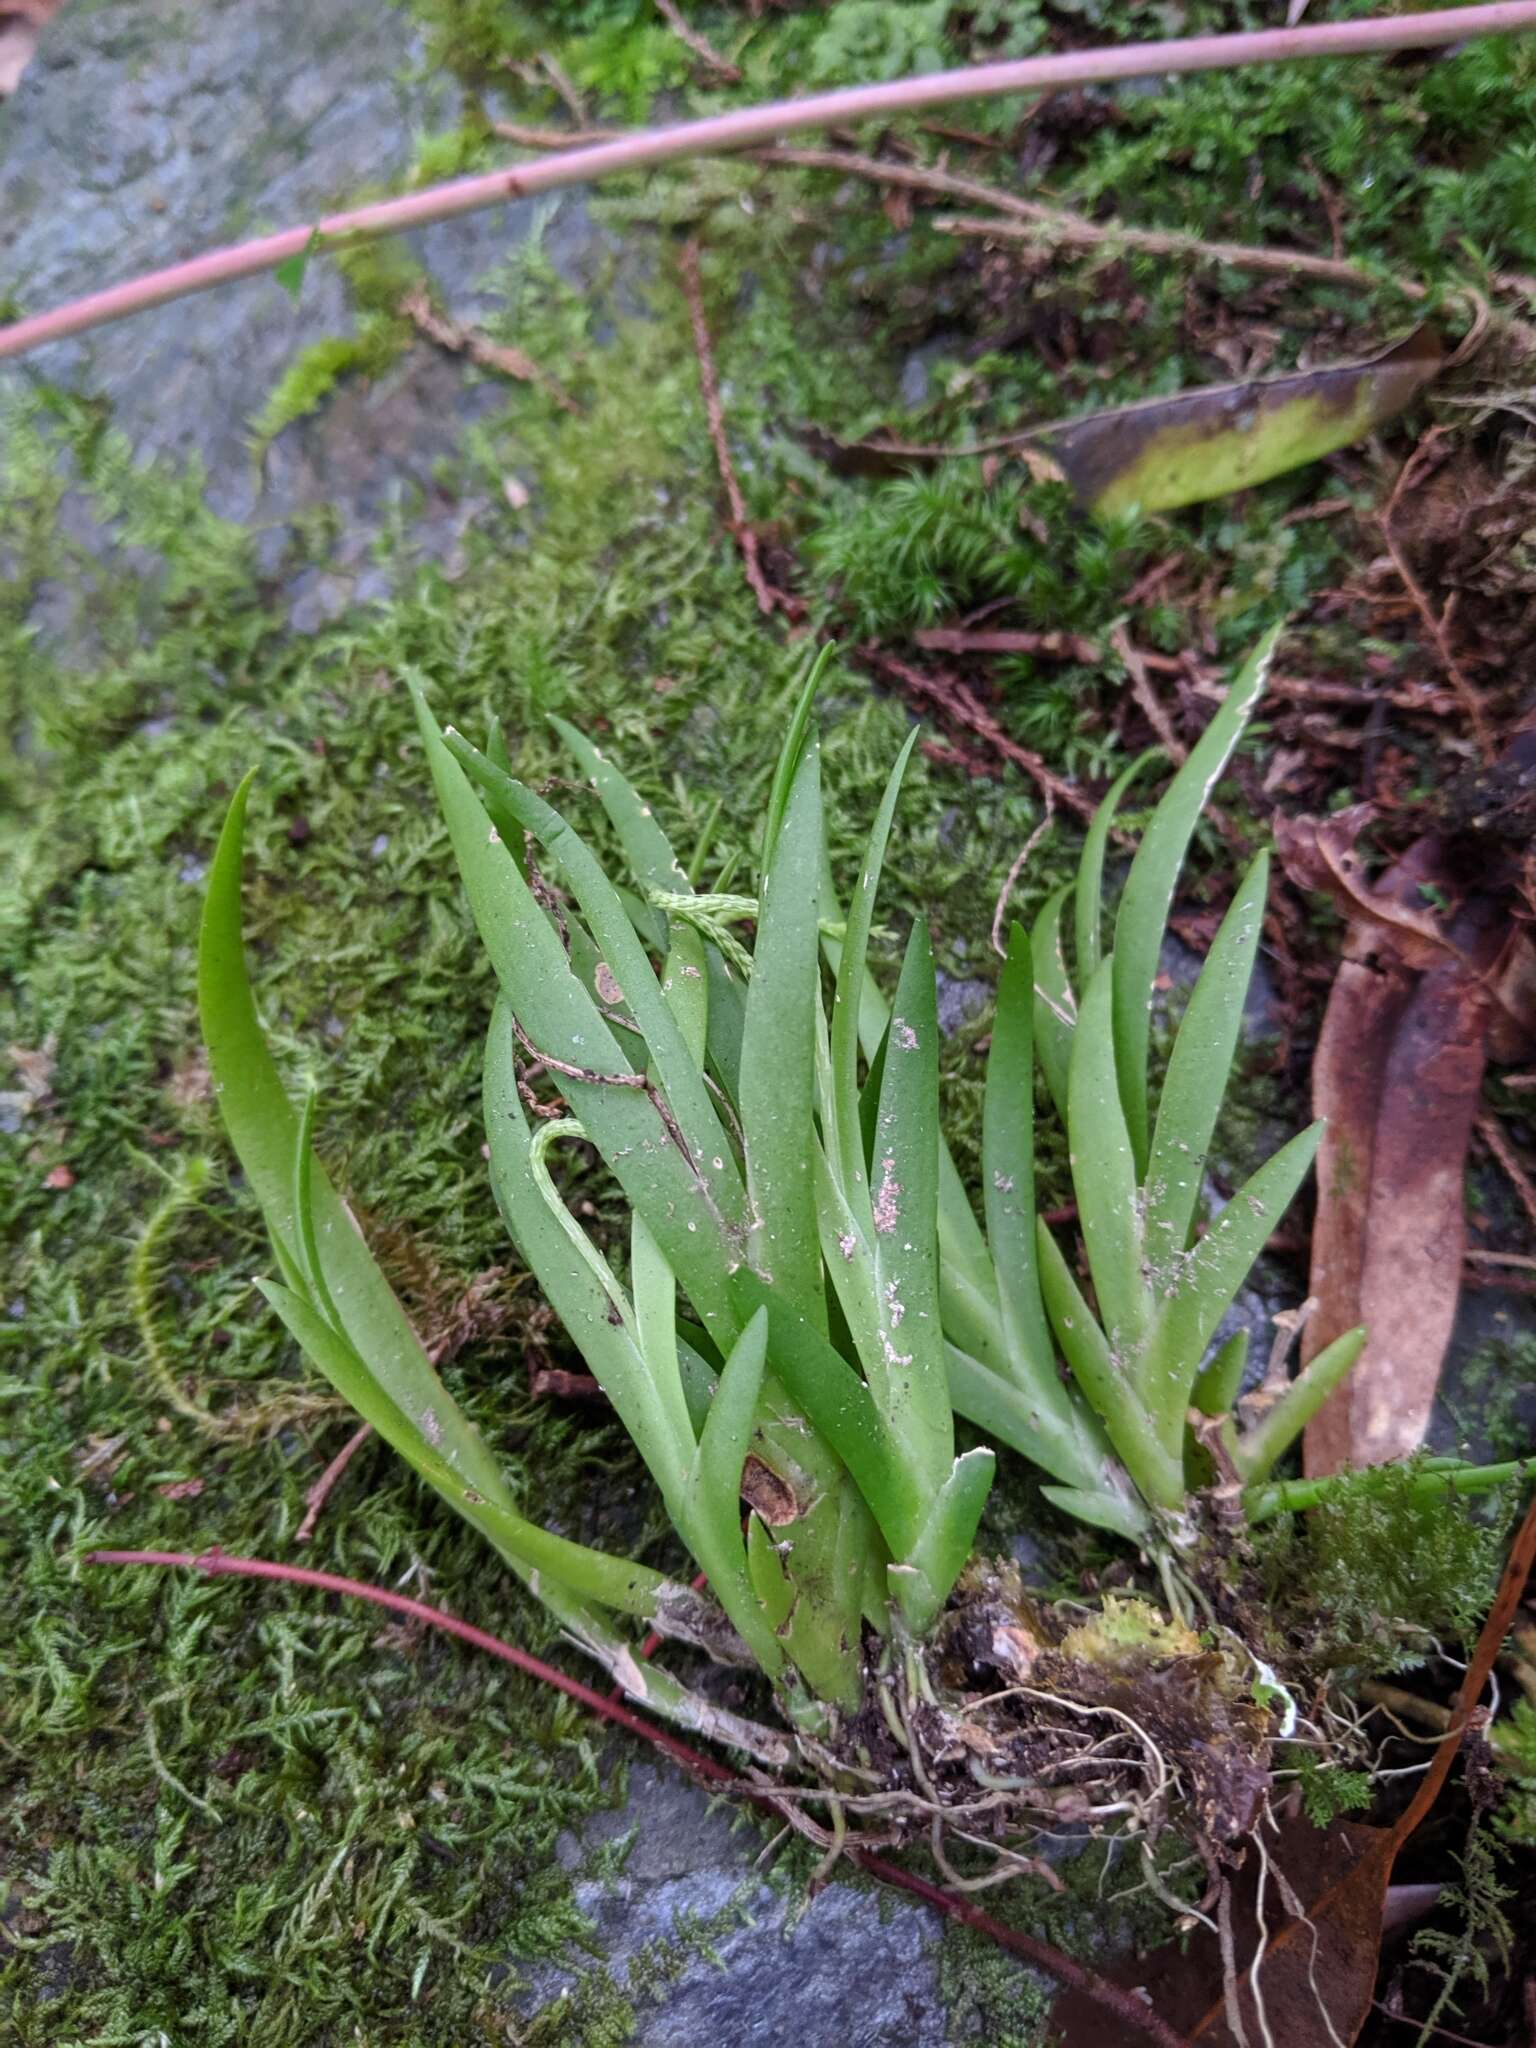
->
[512,1765,962,2046]
[0,0,612,632]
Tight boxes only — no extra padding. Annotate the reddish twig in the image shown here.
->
[1111,622,1187,765]
[1394,1486,1536,1839]
[914,625,1100,662]
[294,1421,375,1543]
[654,0,741,82]
[6,6,1536,360]
[86,1547,739,1777]
[83,1546,1190,2048]
[1381,428,1498,763]
[678,239,779,617]
[1476,1111,1536,1233]
[398,284,579,413]
[865,646,1097,822]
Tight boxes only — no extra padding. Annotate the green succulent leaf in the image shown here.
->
[1074,750,1152,985]
[740,733,825,1322]
[865,919,953,1492]
[442,727,748,1238]
[1030,881,1077,1122]
[1144,852,1271,1269]
[200,780,666,1622]
[1068,958,1152,1362]
[410,678,742,1341]
[687,1307,769,1539]
[1142,1119,1325,1446]
[1036,1220,1182,1511]
[259,1278,662,1615]
[891,1445,995,1634]
[982,922,1054,1382]
[1233,1324,1367,1483]
[1192,1327,1249,1418]
[1112,623,1281,1173]
[829,729,920,1205]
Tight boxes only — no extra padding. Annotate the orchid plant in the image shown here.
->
[198,632,1520,1748]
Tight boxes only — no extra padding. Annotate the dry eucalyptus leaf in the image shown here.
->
[1276,804,1536,1471]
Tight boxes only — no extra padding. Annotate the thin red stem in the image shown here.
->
[84,1545,1189,2047]
[5,5,1536,361]
[85,1546,734,1782]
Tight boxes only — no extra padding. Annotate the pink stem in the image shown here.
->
[5,4,1536,363]
[85,1545,1190,2046]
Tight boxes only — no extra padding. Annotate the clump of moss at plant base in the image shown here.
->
[1253,1461,1515,1680]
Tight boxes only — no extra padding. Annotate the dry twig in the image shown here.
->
[295,1422,375,1542]
[864,647,1097,821]
[1476,1111,1536,1233]
[991,798,1056,959]
[935,209,1419,295]
[1380,428,1497,762]
[398,285,579,413]
[654,0,741,82]
[1112,622,1188,765]
[678,240,799,619]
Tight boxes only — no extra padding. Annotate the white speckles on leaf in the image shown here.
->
[894,1016,919,1051]
[838,1232,857,1261]
[872,1156,901,1235]
[420,1408,444,1448]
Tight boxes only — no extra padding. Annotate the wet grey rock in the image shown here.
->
[0,0,613,637]
[935,968,991,1038]
[516,1764,1034,2045]
[1428,1280,1536,1462]
[1160,927,1286,1040]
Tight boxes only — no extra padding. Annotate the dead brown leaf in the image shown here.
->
[1275,804,1536,1471]
[3,1035,57,1119]
[156,1477,206,1502]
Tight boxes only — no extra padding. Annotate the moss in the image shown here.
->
[939,1922,1054,2048]
[1254,1463,1515,1678]
[249,317,412,444]
[1445,1330,1536,1464]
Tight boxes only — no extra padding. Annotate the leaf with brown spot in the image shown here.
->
[1275,806,1536,1470]
[1036,327,1443,518]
